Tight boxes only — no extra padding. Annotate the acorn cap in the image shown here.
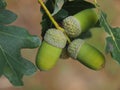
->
[63,9,98,38]
[68,39,84,59]
[62,16,81,38]
[44,28,67,48]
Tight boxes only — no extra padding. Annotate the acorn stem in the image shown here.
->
[38,0,71,44]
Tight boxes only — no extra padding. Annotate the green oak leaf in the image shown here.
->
[0,9,17,24]
[0,0,7,9]
[52,0,64,16]
[100,11,120,63]
[106,37,120,62]
[63,0,95,15]
[41,17,52,37]
[54,9,68,21]
[78,31,92,39]
[0,25,41,86]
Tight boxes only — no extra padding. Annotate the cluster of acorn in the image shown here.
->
[36,8,105,71]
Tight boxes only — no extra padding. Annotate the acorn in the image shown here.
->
[63,8,98,38]
[68,39,105,70]
[36,28,67,71]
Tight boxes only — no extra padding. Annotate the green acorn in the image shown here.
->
[36,28,67,71]
[68,39,105,70]
[63,8,98,38]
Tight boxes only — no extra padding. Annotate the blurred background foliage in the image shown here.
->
[1,0,120,90]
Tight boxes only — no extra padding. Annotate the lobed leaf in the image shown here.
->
[100,11,120,63]
[54,9,68,21]
[63,0,95,15]
[52,0,64,16]
[0,9,17,24]
[0,0,7,9]
[0,25,41,86]
[78,31,92,39]
[106,37,120,63]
